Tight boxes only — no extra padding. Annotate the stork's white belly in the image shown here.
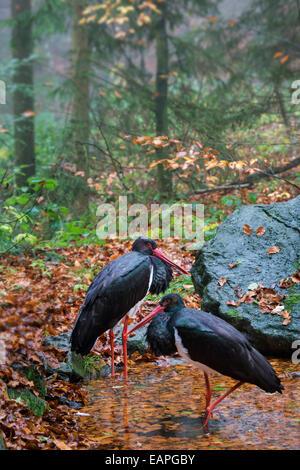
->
[174,328,218,375]
[118,265,154,324]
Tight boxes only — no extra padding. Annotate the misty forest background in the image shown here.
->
[0,0,300,253]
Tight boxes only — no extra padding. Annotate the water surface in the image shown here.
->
[78,358,300,450]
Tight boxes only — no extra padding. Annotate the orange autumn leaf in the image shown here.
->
[243,224,253,235]
[256,226,265,236]
[267,246,280,255]
[228,262,238,269]
[226,300,240,307]
[280,55,289,64]
[52,439,73,450]
[218,277,227,287]
[23,110,36,117]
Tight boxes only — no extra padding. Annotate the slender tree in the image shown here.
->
[11,0,35,187]
[70,0,90,211]
[153,1,172,199]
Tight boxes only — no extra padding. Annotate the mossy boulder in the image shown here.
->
[6,388,47,417]
[43,332,109,380]
[191,196,300,357]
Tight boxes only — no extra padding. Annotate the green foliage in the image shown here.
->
[31,259,51,278]
[220,195,242,209]
[146,274,193,301]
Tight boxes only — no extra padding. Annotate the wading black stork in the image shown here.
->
[130,294,284,431]
[70,238,189,378]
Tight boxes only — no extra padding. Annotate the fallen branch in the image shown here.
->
[192,157,300,195]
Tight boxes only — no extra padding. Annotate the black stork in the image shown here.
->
[129,293,284,431]
[70,238,190,378]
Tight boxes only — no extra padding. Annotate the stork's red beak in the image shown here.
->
[152,248,190,275]
[127,304,165,336]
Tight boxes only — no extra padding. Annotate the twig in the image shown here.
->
[192,157,300,195]
[75,140,129,191]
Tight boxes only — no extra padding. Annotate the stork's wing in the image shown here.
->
[71,252,152,355]
[171,308,283,393]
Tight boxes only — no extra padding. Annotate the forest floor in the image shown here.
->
[0,182,299,450]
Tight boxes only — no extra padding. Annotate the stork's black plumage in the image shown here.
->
[136,294,284,430]
[70,238,189,377]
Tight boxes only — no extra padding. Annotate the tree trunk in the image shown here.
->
[154,2,172,200]
[71,0,90,212]
[11,0,35,187]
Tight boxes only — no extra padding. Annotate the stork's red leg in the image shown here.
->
[109,329,115,377]
[122,315,129,379]
[203,381,244,432]
[203,372,212,409]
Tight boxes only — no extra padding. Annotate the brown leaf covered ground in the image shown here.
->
[0,185,299,450]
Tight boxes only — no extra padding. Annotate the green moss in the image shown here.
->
[226,309,243,320]
[24,367,47,399]
[70,351,105,379]
[284,289,300,311]
[7,388,47,417]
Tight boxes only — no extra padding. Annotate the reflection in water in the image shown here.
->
[78,359,300,450]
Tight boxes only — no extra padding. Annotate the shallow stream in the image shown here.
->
[78,358,300,450]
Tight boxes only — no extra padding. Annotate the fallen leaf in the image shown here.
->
[52,439,72,450]
[228,262,238,269]
[280,55,289,64]
[23,110,36,117]
[243,224,252,234]
[256,226,265,236]
[267,246,280,255]
[218,277,227,286]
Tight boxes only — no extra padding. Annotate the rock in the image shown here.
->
[69,351,109,380]
[115,325,149,356]
[44,332,114,380]
[191,196,300,357]
[127,326,149,355]
[57,396,83,409]
[43,332,71,351]
[24,366,47,399]
[6,388,47,417]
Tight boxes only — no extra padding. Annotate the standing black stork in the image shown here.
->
[70,238,189,378]
[129,293,284,431]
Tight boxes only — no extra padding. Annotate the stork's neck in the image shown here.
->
[165,305,183,315]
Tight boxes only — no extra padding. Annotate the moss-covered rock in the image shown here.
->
[6,388,47,417]
[24,367,47,399]
[191,196,300,356]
